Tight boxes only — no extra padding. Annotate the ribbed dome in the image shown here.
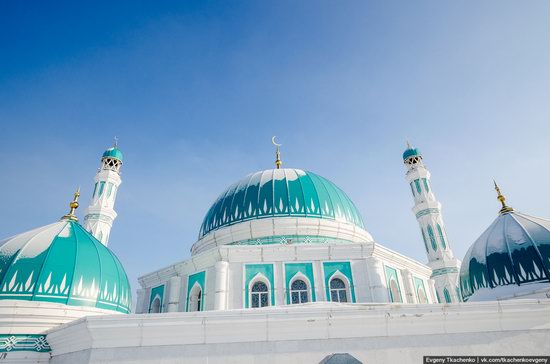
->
[199,169,365,238]
[102,146,123,162]
[460,211,550,301]
[0,220,131,313]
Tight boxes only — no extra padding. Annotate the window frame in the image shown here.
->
[249,276,271,308]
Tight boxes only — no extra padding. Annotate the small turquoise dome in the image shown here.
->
[460,211,550,301]
[403,147,421,160]
[199,169,365,238]
[102,147,123,162]
[0,220,131,313]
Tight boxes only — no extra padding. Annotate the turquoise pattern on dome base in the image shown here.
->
[0,220,131,313]
[460,211,550,301]
[102,147,123,162]
[227,235,355,247]
[199,169,365,238]
[0,334,50,353]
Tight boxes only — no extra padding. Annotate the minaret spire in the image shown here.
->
[493,180,514,214]
[83,143,124,246]
[62,187,81,221]
[402,145,462,303]
[272,136,282,169]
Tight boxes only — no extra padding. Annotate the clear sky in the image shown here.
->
[1,1,549,302]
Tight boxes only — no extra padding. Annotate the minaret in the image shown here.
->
[83,141,124,246]
[402,143,461,303]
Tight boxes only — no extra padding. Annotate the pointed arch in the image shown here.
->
[188,281,203,312]
[327,271,351,303]
[288,272,312,304]
[249,272,271,308]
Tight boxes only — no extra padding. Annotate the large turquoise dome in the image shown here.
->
[0,219,131,313]
[199,169,365,238]
[460,210,550,301]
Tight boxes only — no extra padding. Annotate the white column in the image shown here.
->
[314,261,326,301]
[366,256,388,303]
[401,269,417,304]
[428,278,438,303]
[274,261,285,306]
[135,288,146,314]
[167,276,181,312]
[214,261,229,310]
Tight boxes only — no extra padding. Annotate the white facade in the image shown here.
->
[137,216,437,314]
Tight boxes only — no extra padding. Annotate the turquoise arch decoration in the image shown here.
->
[199,169,365,238]
[437,224,447,249]
[421,229,429,253]
[414,179,422,194]
[413,277,427,302]
[284,263,316,304]
[443,288,451,303]
[244,264,274,308]
[186,271,206,311]
[422,178,430,193]
[149,284,164,312]
[323,261,355,302]
[384,265,403,303]
[427,224,437,251]
[0,220,131,313]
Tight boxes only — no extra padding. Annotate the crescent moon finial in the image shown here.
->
[271,136,282,169]
[272,136,282,147]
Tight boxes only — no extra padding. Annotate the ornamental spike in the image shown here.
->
[272,136,282,169]
[493,180,513,214]
[62,187,81,221]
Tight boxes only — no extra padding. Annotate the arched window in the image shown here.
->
[251,281,269,308]
[188,284,203,312]
[290,279,309,304]
[329,278,348,303]
[388,278,402,303]
[149,297,161,313]
[437,224,447,249]
[427,225,437,251]
[444,288,451,303]
[417,287,428,304]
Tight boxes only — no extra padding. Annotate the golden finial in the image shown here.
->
[493,180,513,214]
[62,187,81,221]
[272,136,282,169]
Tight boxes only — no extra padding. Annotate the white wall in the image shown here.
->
[47,300,550,364]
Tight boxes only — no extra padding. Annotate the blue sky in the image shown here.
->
[1,1,549,299]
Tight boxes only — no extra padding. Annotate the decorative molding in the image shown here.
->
[0,334,50,353]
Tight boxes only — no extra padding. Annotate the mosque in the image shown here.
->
[0,140,549,363]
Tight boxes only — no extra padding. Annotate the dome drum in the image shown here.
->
[192,216,374,255]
